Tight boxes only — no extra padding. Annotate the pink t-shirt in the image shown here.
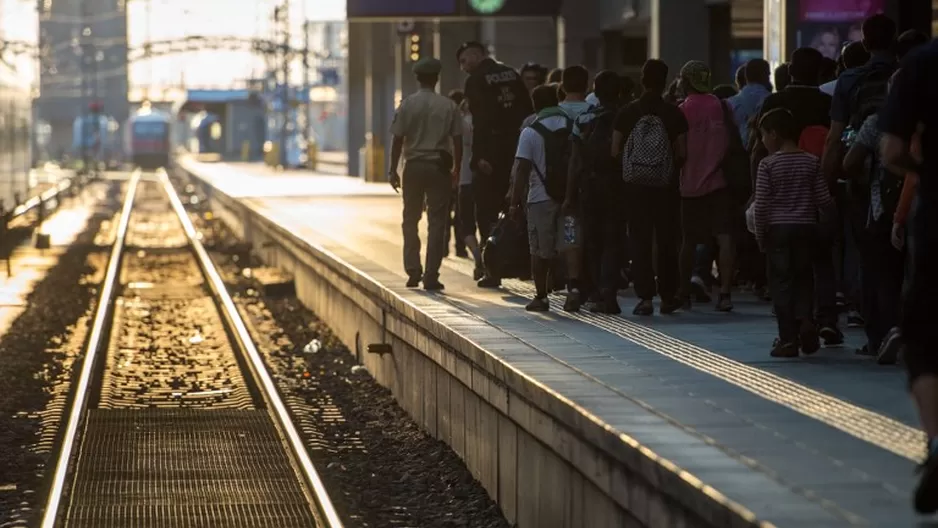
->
[679,94,728,198]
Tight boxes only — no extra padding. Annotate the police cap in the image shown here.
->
[413,57,442,75]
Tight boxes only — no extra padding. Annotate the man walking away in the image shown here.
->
[676,60,736,312]
[728,59,772,146]
[389,58,463,291]
[457,41,534,289]
[753,108,833,358]
[450,90,485,279]
[879,38,938,514]
[508,84,582,312]
[612,59,687,316]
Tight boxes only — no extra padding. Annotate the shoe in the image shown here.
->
[659,297,682,315]
[423,280,445,291]
[876,327,902,365]
[835,292,846,310]
[525,297,550,312]
[847,310,865,328]
[632,299,654,316]
[477,275,501,289]
[799,320,820,355]
[406,276,421,288]
[715,294,734,312]
[563,290,582,313]
[915,444,938,514]
[690,276,711,303]
[855,344,875,357]
[818,326,844,346]
[472,267,485,281]
[770,338,799,358]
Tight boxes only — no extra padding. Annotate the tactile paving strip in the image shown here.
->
[65,409,318,528]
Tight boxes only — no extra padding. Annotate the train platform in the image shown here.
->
[179,157,925,528]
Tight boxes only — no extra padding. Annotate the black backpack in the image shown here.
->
[530,116,574,201]
[579,107,618,177]
[848,65,894,131]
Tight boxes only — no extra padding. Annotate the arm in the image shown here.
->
[509,158,531,209]
[753,159,770,248]
[564,139,582,210]
[450,108,464,185]
[894,172,919,225]
[389,103,406,176]
[814,159,834,208]
[821,79,848,184]
[389,136,404,176]
[611,130,624,158]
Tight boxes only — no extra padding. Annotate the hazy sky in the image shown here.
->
[0,0,346,91]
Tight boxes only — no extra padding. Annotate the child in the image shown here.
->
[753,108,834,358]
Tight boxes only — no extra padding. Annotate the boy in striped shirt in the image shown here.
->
[753,108,835,358]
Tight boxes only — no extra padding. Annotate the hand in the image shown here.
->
[561,199,574,215]
[389,171,401,193]
[451,169,460,190]
[891,223,906,250]
[478,159,493,175]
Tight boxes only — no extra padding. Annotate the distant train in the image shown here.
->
[125,106,172,169]
[72,109,121,170]
[0,60,32,212]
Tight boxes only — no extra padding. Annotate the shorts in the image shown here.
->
[681,187,734,241]
[526,200,581,259]
[457,184,478,238]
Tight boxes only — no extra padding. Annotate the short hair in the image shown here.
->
[861,14,897,52]
[774,62,791,91]
[561,65,589,94]
[456,41,486,60]
[759,108,799,142]
[735,64,747,88]
[592,70,621,103]
[744,59,771,85]
[713,84,738,100]
[641,59,669,93]
[448,89,464,105]
[789,47,823,85]
[521,62,547,77]
[531,83,559,112]
[841,41,870,69]
[547,68,563,84]
[897,29,929,59]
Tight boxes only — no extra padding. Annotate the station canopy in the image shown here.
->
[347,0,562,20]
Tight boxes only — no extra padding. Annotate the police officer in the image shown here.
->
[389,57,464,291]
[456,41,534,288]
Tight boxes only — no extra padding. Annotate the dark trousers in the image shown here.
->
[472,158,512,244]
[582,177,626,298]
[767,225,816,343]
[625,185,680,301]
[861,218,905,350]
[812,233,839,328]
[449,193,465,254]
[903,199,938,384]
[402,160,452,282]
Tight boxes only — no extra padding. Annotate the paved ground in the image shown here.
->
[184,159,933,527]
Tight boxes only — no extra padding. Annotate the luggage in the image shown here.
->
[482,211,531,280]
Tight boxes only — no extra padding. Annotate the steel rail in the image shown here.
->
[39,168,142,528]
[158,169,345,528]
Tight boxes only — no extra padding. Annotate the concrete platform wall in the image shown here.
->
[184,168,763,528]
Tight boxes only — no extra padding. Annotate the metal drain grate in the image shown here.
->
[65,409,317,527]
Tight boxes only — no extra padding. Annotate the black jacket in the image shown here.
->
[464,58,533,170]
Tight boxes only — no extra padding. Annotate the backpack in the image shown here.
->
[798,125,829,158]
[622,113,672,187]
[579,107,618,177]
[530,116,574,202]
[848,65,894,131]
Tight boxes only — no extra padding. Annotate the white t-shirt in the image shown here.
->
[516,114,569,204]
[459,114,473,185]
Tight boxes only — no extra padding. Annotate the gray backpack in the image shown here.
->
[622,114,672,187]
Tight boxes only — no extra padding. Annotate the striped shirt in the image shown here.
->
[753,150,833,244]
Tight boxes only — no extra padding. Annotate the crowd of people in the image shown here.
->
[388,16,938,510]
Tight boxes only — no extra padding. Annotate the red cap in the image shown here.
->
[89,101,103,112]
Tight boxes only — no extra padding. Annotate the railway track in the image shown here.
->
[39,168,343,528]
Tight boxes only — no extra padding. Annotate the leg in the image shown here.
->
[792,227,819,354]
[459,184,483,279]
[766,227,798,353]
[712,190,737,311]
[679,197,706,306]
[473,171,508,287]
[557,210,584,312]
[423,164,453,286]
[812,232,840,333]
[654,189,682,311]
[525,201,557,311]
[627,187,656,301]
[401,163,425,283]
[872,221,906,364]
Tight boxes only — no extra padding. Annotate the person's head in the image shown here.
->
[744,59,771,88]
[735,64,747,90]
[774,62,791,92]
[897,29,929,59]
[841,40,870,69]
[819,57,837,84]
[592,70,621,106]
[811,27,841,59]
[679,60,712,95]
[713,84,738,100]
[861,14,897,53]
[456,41,487,74]
[520,62,548,92]
[561,65,589,98]
[413,57,442,88]
[788,47,824,86]
[641,59,669,96]
[551,82,566,102]
[448,89,467,114]
[759,108,799,153]
[531,83,560,113]
[547,68,563,84]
